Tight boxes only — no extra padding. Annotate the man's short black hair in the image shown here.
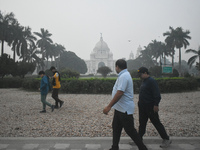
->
[50,66,56,71]
[39,71,45,75]
[115,59,127,70]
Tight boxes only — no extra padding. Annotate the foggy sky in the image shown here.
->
[1,0,200,62]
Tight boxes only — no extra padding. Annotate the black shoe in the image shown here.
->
[60,101,64,108]
[54,105,59,109]
[51,105,55,112]
[40,110,46,113]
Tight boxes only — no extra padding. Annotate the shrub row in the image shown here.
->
[0,77,23,88]
[0,77,199,94]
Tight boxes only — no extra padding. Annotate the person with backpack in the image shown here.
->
[50,66,64,109]
[38,71,55,113]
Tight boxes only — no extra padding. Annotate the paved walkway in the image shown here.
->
[0,137,199,150]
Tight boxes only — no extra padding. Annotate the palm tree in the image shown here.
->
[10,25,36,62]
[34,28,53,70]
[45,43,65,69]
[9,21,23,61]
[147,40,169,66]
[138,49,155,68]
[163,26,191,75]
[54,43,65,58]
[146,40,160,64]
[0,11,17,56]
[163,27,176,67]
[53,43,65,69]
[186,46,200,75]
[20,26,37,61]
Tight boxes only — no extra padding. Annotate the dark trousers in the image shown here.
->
[138,102,169,140]
[52,88,62,107]
[112,110,148,150]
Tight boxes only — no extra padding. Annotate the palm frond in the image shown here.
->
[188,55,198,68]
[185,49,198,54]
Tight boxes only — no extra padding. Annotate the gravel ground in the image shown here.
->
[0,88,200,137]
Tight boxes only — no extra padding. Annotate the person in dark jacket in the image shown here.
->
[137,67,171,148]
[39,71,54,113]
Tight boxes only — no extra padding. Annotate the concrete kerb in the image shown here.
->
[0,137,200,150]
[0,136,200,143]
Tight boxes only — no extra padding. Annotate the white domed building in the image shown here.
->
[85,35,116,75]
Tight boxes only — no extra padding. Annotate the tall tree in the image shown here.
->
[163,26,191,74]
[163,27,176,67]
[34,28,53,69]
[9,21,23,61]
[11,25,36,61]
[59,51,87,74]
[0,11,17,56]
[186,46,200,75]
[44,43,65,68]
[20,26,37,61]
[146,40,169,66]
[138,49,155,68]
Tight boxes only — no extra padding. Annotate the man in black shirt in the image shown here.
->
[137,67,171,148]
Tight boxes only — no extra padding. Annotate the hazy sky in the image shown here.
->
[1,0,200,62]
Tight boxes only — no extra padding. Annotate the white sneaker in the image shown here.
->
[160,139,172,148]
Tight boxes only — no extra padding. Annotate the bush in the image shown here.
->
[0,77,23,88]
[11,61,36,78]
[157,77,198,93]
[0,77,199,94]
[149,66,162,78]
[97,66,112,78]
[21,78,40,90]
[130,70,139,78]
[170,69,179,77]
[60,69,80,78]
[196,78,200,87]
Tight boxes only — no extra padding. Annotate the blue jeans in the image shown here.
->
[41,94,52,110]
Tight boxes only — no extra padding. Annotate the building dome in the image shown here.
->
[85,34,116,75]
[93,36,110,53]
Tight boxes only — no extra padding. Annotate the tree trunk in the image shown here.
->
[1,40,4,56]
[41,47,45,70]
[13,49,16,62]
[179,48,181,76]
[164,54,166,65]
[171,55,174,67]
[199,57,200,77]
[160,56,162,66]
[46,58,49,70]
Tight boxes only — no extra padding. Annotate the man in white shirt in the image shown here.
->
[103,59,148,150]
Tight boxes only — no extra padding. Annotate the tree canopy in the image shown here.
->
[59,51,87,74]
[97,66,112,78]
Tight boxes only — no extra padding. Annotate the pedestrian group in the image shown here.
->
[38,59,171,150]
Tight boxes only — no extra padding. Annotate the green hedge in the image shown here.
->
[21,78,40,91]
[157,78,198,93]
[0,77,199,94]
[0,77,23,88]
[61,79,115,94]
